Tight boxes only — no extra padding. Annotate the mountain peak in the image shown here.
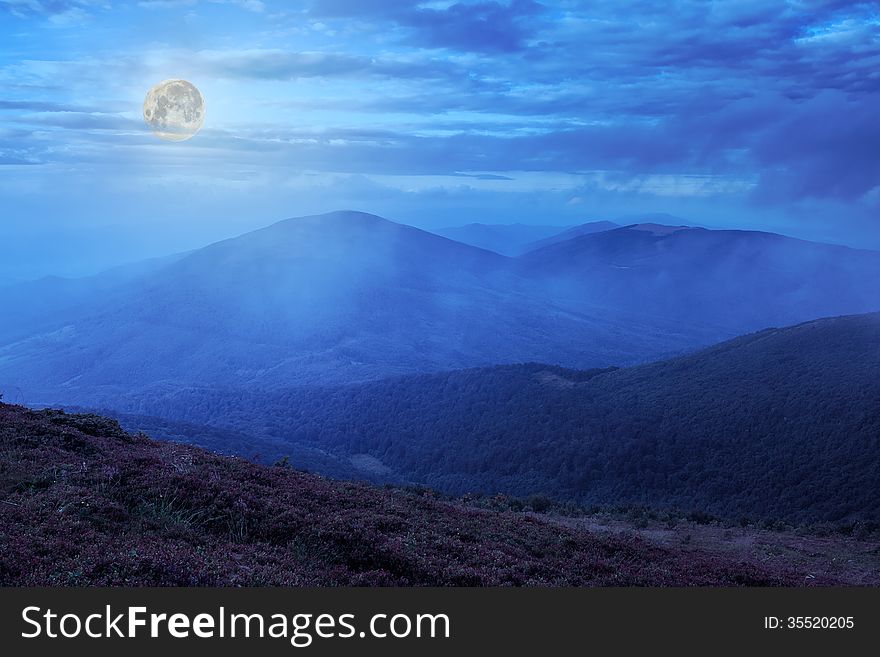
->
[271,210,394,230]
[625,223,693,236]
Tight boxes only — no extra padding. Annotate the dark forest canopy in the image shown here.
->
[112,312,880,525]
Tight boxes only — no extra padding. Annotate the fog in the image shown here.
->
[2,211,879,409]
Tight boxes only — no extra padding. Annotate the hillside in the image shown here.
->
[519,223,880,333]
[0,252,188,345]
[0,402,807,586]
[432,222,570,255]
[112,312,880,524]
[2,211,879,409]
[0,212,715,406]
[521,220,619,252]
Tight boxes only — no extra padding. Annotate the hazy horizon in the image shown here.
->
[3,208,879,284]
[2,0,879,280]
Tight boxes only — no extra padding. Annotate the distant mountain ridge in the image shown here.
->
[0,251,189,344]
[1,210,879,407]
[519,222,880,331]
[522,220,619,252]
[1,212,711,406]
[432,219,622,255]
[431,222,570,255]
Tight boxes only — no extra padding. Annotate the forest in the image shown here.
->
[108,312,880,525]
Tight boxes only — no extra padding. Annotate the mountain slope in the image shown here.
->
[521,220,619,252]
[0,251,189,344]
[0,403,796,586]
[518,223,880,333]
[432,222,569,255]
[0,212,713,406]
[2,211,879,408]
[112,312,880,524]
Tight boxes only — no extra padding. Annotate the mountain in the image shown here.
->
[431,222,570,255]
[111,312,880,525]
[0,402,801,586]
[0,211,715,406]
[520,213,684,253]
[518,223,880,334]
[0,251,189,345]
[521,220,619,252]
[2,211,878,408]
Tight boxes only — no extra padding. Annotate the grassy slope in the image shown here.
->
[0,403,810,586]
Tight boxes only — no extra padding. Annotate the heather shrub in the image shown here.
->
[527,494,553,513]
[0,403,811,587]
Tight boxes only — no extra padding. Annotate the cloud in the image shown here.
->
[193,48,460,81]
[308,0,547,53]
[455,172,514,181]
[750,91,880,205]
[213,0,265,11]
[138,0,265,10]
[401,0,546,53]
[0,99,93,111]
[0,0,101,21]
[0,154,38,165]
[137,0,198,8]
[19,111,141,131]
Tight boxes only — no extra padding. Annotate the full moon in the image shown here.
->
[143,79,205,142]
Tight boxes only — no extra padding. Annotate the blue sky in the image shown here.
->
[1,0,879,279]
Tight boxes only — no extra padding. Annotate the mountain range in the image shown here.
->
[431,222,572,255]
[519,220,620,251]
[520,223,880,332]
[105,311,880,524]
[2,211,878,409]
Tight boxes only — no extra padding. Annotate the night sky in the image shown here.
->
[1,0,878,279]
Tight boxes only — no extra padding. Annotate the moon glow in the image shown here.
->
[143,79,205,142]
